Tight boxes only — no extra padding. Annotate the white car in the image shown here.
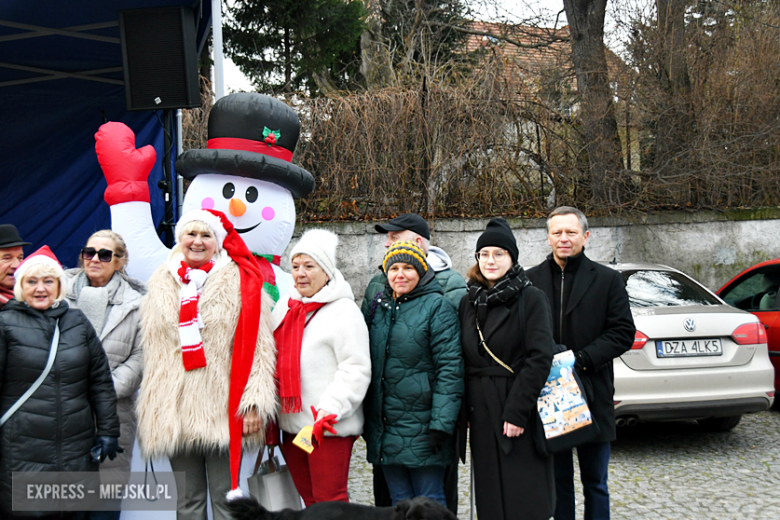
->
[610,263,774,431]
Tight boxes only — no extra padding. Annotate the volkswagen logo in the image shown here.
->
[683,318,696,332]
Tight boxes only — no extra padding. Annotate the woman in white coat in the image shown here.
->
[272,229,371,506]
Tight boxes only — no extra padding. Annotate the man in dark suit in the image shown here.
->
[526,206,635,520]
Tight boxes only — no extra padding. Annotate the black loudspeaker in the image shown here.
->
[119,6,201,111]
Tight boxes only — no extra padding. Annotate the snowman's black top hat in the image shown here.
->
[176,93,314,198]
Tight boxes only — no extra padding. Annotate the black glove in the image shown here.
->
[91,436,124,463]
[429,430,450,454]
[574,350,593,372]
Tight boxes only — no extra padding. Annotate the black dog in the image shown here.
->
[227,495,457,520]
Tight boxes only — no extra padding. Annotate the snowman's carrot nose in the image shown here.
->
[229,198,247,217]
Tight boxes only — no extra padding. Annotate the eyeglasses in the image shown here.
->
[476,249,508,262]
[81,247,114,263]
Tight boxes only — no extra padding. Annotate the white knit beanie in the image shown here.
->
[175,209,228,250]
[290,229,338,280]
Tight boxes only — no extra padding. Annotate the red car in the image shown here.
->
[717,259,780,393]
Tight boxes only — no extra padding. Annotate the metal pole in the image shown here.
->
[159,109,175,247]
[176,109,184,218]
[470,456,475,520]
[211,0,225,100]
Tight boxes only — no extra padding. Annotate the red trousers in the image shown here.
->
[281,432,356,506]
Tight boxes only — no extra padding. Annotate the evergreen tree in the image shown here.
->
[225,0,366,95]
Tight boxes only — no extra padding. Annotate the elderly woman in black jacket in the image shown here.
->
[0,246,120,519]
[458,218,555,520]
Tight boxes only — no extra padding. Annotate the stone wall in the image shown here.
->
[282,209,780,304]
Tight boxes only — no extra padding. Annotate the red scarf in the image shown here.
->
[274,298,327,413]
[177,260,215,371]
[201,210,265,493]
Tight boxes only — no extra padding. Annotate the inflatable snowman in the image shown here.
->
[95,93,314,300]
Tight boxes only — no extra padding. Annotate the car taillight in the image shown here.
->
[632,331,649,350]
[731,322,767,345]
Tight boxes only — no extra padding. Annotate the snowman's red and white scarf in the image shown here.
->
[177,260,215,371]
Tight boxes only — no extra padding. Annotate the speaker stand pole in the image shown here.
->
[158,109,175,248]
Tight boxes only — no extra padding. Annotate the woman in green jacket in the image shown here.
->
[362,241,464,508]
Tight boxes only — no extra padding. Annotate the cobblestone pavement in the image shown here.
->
[348,409,780,519]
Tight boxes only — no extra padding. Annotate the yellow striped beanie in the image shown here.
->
[383,240,429,277]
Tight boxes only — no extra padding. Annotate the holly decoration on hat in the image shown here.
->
[263,127,281,147]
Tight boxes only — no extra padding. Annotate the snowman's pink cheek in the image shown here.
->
[201,198,215,210]
[262,207,275,221]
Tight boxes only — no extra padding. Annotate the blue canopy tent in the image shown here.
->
[0,0,212,268]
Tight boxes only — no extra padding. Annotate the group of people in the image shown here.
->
[0,204,635,520]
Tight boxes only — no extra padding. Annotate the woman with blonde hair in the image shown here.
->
[64,230,145,520]
[0,246,120,519]
[136,209,276,520]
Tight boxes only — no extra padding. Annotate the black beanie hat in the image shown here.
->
[476,217,518,263]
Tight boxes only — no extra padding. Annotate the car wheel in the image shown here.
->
[697,415,742,432]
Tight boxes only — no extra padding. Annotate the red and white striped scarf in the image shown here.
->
[177,260,215,371]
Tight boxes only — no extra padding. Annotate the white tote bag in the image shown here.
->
[247,446,302,511]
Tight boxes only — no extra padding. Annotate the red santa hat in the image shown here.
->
[14,246,64,281]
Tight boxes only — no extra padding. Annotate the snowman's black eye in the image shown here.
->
[222,183,235,199]
[246,186,258,203]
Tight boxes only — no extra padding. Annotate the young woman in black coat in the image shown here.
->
[458,218,555,520]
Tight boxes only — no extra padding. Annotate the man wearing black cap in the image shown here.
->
[362,213,466,514]
[526,206,635,520]
[362,213,466,312]
[0,224,30,309]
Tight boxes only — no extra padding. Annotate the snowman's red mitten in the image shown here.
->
[310,406,338,446]
[95,122,157,205]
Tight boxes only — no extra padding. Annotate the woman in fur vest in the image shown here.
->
[272,229,371,505]
[135,209,276,520]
